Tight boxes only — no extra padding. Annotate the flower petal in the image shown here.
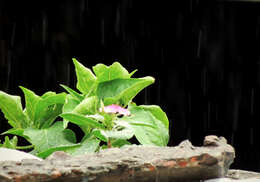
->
[102,104,130,116]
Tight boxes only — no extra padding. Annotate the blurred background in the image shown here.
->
[1,0,260,171]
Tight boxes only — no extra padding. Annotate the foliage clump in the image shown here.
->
[0,59,169,158]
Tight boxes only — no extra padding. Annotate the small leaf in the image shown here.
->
[60,84,84,100]
[60,113,105,130]
[97,77,155,106]
[93,62,130,82]
[0,91,28,128]
[1,128,28,140]
[92,129,108,142]
[72,58,97,95]
[1,136,18,149]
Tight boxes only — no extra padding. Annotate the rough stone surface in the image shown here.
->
[0,135,235,182]
[0,148,42,162]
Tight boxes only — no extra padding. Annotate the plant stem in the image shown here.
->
[107,139,112,148]
[15,145,34,150]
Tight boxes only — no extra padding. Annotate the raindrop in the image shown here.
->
[207,101,211,129]
[201,67,207,96]
[6,50,11,91]
[115,6,120,37]
[197,29,202,58]
[232,97,240,132]
[11,22,16,48]
[250,88,254,115]
[80,0,85,26]
[160,48,164,64]
[250,127,254,146]
[188,92,191,113]
[86,0,89,12]
[42,11,47,47]
[101,18,105,46]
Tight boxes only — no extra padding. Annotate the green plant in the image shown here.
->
[0,89,81,158]
[60,59,169,149]
[0,59,169,158]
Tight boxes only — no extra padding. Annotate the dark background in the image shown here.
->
[1,0,260,171]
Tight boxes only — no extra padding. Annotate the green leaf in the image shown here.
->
[40,104,64,129]
[93,62,130,82]
[34,92,66,128]
[72,96,98,115]
[103,128,134,140]
[60,84,84,100]
[37,144,80,159]
[62,94,81,128]
[63,95,80,113]
[111,139,131,148]
[119,105,169,146]
[1,128,28,139]
[136,105,169,129]
[0,91,28,128]
[66,135,100,156]
[92,129,108,142]
[60,113,106,130]
[24,121,76,153]
[19,86,40,125]
[92,124,134,142]
[72,58,97,95]
[97,77,155,106]
[0,136,18,149]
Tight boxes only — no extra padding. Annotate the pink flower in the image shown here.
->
[101,104,130,116]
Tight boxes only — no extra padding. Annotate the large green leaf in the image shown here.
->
[93,62,130,82]
[72,96,98,115]
[136,105,169,129]
[60,113,106,130]
[119,105,169,146]
[34,92,66,128]
[62,94,81,128]
[66,135,100,156]
[97,77,155,106]
[73,58,97,95]
[24,121,76,154]
[0,91,28,128]
[19,86,40,125]
[19,87,66,129]
[37,144,80,159]
[63,95,80,113]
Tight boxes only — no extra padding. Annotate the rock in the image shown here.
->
[227,169,260,179]
[0,148,42,162]
[204,169,260,182]
[205,177,260,182]
[0,135,235,182]
[46,151,72,161]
